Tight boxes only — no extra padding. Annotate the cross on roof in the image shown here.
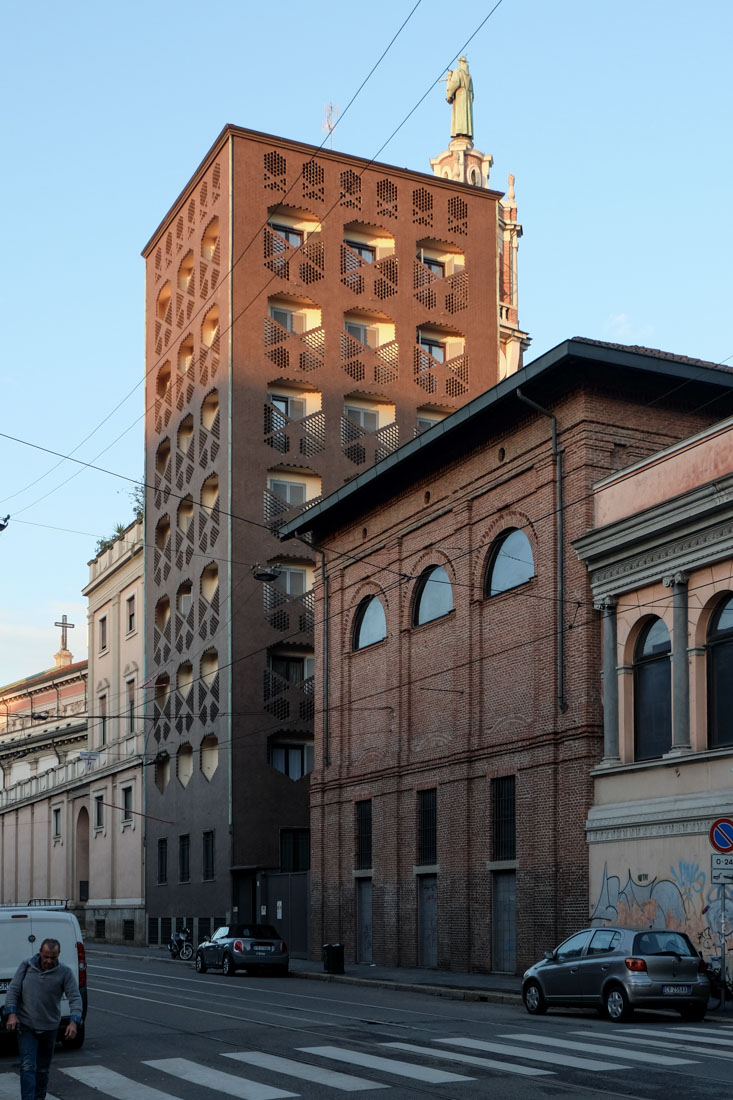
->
[54,614,75,650]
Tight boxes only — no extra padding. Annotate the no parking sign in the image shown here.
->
[710,818,733,853]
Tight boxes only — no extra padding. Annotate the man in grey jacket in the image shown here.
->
[3,939,83,1100]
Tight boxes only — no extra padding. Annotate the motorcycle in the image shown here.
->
[168,927,194,961]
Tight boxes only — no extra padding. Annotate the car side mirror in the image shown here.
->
[544,950,555,961]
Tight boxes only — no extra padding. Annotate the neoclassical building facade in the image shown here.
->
[575,417,733,958]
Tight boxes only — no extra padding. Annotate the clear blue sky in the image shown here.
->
[1,0,731,684]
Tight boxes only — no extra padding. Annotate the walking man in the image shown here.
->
[3,938,82,1100]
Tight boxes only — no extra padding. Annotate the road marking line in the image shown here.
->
[145,1058,297,1099]
[382,1042,552,1076]
[614,1026,733,1047]
[224,1051,388,1090]
[298,1046,473,1083]
[501,1033,697,1066]
[433,1035,628,1071]
[572,1030,733,1059]
[61,1066,183,1100]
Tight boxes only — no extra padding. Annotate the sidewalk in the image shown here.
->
[85,943,523,1005]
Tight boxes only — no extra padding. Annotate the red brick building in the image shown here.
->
[282,339,733,973]
[141,122,527,946]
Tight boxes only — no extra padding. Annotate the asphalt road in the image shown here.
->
[1,953,732,1100]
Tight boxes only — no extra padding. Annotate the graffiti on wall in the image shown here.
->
[591,862,733,956]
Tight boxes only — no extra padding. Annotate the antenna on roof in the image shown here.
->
[322,102,339,149]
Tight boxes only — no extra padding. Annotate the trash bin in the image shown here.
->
[322,943,344,974]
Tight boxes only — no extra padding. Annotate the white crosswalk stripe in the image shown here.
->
[572,1028,733,1058]
[382,1041,552,1076]
[144,1058,297,1099]
[298,1045,473,1084]
[432,1035,629,1071]
[615,1025,733,1047]
[501,1032,698,1066]
[223,1051,389,1091]
[62,1065,183,1099]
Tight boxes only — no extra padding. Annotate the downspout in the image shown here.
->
[320,550,330,768]
[516,389,568,713]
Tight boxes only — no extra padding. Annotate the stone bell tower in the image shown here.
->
[431,56,530,378]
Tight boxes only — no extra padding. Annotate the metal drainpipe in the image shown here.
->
[320,550,330,767]
[516,389,568,713]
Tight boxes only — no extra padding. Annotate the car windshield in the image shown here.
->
[229,924,279,939]
[632,931,695,956]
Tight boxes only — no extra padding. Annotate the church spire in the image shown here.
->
[430,56,492,188]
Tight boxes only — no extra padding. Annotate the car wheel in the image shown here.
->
[180,942,194,962]
[195,952,207,974]
[679,1003,706,1022]
[605,984,634,1022]
[62,1024,85,1050]
[222,953,236,977]
[523,980,547,1015]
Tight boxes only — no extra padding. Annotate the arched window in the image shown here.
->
[708,594,733,748]
[353,596,387,650]
[485,529,534,597]
[412,565,453,626]
[634,618,671,760]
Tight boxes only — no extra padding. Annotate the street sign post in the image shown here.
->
[710,818,733,1012]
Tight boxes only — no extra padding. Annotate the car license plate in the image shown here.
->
[0,980,9,993]
[662,984,691,994]
[254,946,272,954]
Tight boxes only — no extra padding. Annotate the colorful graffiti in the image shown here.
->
[591,862,733,958]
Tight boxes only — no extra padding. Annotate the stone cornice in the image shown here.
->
[574,478,733,597]
[586,787,733,842]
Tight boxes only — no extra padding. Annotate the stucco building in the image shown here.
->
[281,339,733,974]
[0,518,145,941]
[575,416,733,960]
[141,116,527,946]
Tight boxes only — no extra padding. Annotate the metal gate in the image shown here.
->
[356,878,372,964]
[418,874,438,968]
[257,871,309,957]
[492,869,516,972]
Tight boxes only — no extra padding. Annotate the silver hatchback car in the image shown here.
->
[522,926,710,1022]
[195,923,289,977]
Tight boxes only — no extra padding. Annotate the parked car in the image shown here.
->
[0,901,88,1047]
[195,924,289,976]
[522,926,710,1022]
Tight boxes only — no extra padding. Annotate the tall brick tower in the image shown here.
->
[141,121,528,946]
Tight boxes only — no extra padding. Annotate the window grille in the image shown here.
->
[280,828,310,872]
[95,919,106,940]
[160,917,172,942]
[123,920,135,942]
[157,838,168,884]
[355,800,372,869]
[202,830,215,880]
[198,917,211,941]
[179,834,190,882]
[417,789,437,865]
[148,917,159,945]
[491,775,516,860]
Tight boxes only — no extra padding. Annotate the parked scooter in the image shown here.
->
[168,927,194,961]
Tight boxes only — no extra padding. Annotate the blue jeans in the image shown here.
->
[17,1025,57,1100]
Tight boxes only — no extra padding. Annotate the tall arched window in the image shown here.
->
[634,618,671,760]
[708,594,733,748]
[412,565,453,626]
[353,596,387,650]
[485,528,534,596]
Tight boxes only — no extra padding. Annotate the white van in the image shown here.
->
[0,901,87,1048]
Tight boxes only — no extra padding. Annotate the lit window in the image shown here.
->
[485,529,535,596]
[269,223,303,249]
[345,239,375,263]
[412,566,453,626]
[269,479,307,506]
[353,596,387,650]
[345,405,378,432]
[345,321,368,345]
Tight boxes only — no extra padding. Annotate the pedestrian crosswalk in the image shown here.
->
[0,1020,731,1099]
